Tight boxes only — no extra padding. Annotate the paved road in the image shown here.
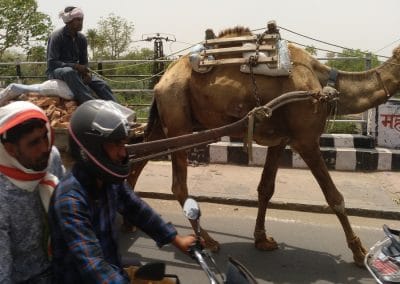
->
[119,199,400,284]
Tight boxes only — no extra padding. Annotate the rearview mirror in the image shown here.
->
[183,197,201,220]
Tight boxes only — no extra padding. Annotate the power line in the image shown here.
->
[277,25,389,59]
[374,37,400,53]
[278,26,355,51]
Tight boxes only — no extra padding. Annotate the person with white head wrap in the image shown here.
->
[46,6,116,104]
[58,7,84,23]
[0,101,64,283]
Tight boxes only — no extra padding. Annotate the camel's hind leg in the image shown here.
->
[253,143,286,251]
[296,143,367,266]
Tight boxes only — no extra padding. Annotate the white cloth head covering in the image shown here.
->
[0,101,58,211]
[59,7,84,24]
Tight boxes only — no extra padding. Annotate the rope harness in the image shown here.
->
[375,70,391,98]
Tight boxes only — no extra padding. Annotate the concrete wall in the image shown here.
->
[369,98,400,149]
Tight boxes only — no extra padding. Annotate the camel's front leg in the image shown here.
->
[254,143,286,251]
[171,151,220,251]
[296,143,367,266]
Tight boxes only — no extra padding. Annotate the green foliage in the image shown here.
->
[86,29,99,60]
[88,48,157,120]
[325,122,359,134]
[27,46,46,61]
[113,48,155,120]
[0,49,46,85]
[0,0,52,60]
[325,49,380,71]
[305,45,317,56]
[0,50,23,85]
[116,48,154,88]
[92,14,134,59]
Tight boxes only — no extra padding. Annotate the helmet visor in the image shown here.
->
[91,101,136,139]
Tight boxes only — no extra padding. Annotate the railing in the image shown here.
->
[0,60,165,121]
[0,59,369,134]
[0,59,172,80]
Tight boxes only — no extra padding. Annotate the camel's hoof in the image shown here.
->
[205,238,220,252]
[348,236,367,267]
[255,236,279,251]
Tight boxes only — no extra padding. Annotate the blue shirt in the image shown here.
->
[46,26,88,75]
[49,163,177,284]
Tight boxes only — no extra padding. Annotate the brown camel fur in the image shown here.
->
[128,27,400,267]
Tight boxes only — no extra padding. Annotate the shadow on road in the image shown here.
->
[119,228,372,284]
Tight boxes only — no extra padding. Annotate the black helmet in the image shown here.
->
[68,100,136,183]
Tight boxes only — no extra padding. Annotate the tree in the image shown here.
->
[86,29,98,60]
[305,45,317,56]
[325,49,380,71]
[117,48,154,87]
[96,14,134,59]
[27,46,46,62]
[0,0,52,60]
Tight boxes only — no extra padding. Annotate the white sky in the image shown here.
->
[36,0,400,59]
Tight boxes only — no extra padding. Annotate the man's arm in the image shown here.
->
[119,185,197,254]
[53,192,129,283]
[118,182,177,247]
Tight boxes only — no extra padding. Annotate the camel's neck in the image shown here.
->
[314,58,400,115]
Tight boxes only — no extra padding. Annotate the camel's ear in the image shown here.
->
[392,46,400,59]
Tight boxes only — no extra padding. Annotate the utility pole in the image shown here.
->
[143,33,176,88]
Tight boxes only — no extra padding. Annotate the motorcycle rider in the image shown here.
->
[48,100,196,283]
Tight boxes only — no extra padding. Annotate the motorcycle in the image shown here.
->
[133,197,258,284]
[365,224,400,284]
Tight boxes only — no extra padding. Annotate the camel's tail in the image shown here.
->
[144,98,165,140]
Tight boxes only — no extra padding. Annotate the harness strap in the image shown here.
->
[327,68,338,87]
[375,70,391,98]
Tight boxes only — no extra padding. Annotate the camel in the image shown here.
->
[128,26,400,267]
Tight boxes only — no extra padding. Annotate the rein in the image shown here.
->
[375,70,391,98]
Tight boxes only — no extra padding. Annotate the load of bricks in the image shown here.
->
[19,93,78,128]
[12,93,146,140]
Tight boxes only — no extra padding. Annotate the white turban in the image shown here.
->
[58,7,84,24]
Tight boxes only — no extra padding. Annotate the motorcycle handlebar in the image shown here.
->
[191,247,220,284]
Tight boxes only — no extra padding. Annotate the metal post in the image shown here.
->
[16,62,22,83]
[363,53,373,137]
[97,61,103,76]
[143,33,175,89]
[365,53,379,144]
[150,35,165,88]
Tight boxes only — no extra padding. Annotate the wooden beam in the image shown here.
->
[203,44,276,56]
[204,34,279,45]
[199,56,277,66]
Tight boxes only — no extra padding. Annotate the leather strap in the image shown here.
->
[327,68,338,87]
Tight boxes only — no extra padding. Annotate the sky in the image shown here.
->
[35,0,400,59]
